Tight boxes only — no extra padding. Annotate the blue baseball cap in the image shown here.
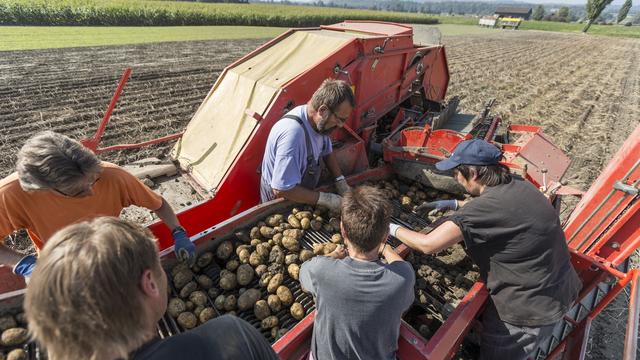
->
[436,139,502,171]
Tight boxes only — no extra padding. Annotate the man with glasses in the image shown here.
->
[260,79,353,212]
[0,131,195,279]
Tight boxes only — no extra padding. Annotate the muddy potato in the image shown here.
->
[266,214,284,227]
[237,289,262,311]
[323,243,338,255]
[330,234,342,244]
[214,295,226,311]
[223,259,238,271]
[300,218,311,230]
[312,243,325,255]
[249,251,264,267]
[189,291,208,307]
[173,269,193,289]
[281,236,299,252]
[272,233,284,246]
[287,214,301,229]
[236,244,250,256]
[250,226,261,239]
[177,312,197,329]
[199,307,217,323]
[259,273,273,288]
[299,249,314,262]
[224,295,237,311]
[196,252,214,268]
[269,246,285,265]
[216,241,234,260]
[254,300,271,320]
[179,281,198,298]
[193,305,205,318]
[283,229,304,240]
[6,349,26,360]
[236,264,255,286]
[171,262,190,276]
[250,239,261,247]
[259,226,275,239]
[255,264,268,277]
[276,285,294,306]
[219,270,237,290]
[238,248,251,264]
[267,294,282,312]
[185,300,195,311]
[288,263,300,280]
[261,315,279,330]
[401,196,412,207]
[310,219,322,231]
[1,328,28,346]
[328,217,341,232]
[285,254,298,265]
[290,302,305,320]
[256,243,271,258]
[295,211,312,220]
[0,316,16,331]
[207,288,220,299]
[167,298,186,318]
[268,262,284,275]
[267,273,284,294]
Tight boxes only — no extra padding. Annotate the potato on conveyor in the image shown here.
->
[250,226,261,239]
[312,243,324,255]
[193,305,205,318]
[259,226,276,239]
[287,215,301,229]
[276,285,294,306]
[199,307,217,324]
[0,315,16,331]
[283,229,304,240]
[185,301,195,311]
[196,252,214,268]
[330,234,342,244]
[328,218,340,232]
[236,264,255,286]
[7,349,27,360]
[225,259,240,272]
[295,211,312,220]
[288,263,300,280]
[300,218,311,230]
[282,236,299,252]
[249,251,264,267]
[267,273,284,294]
[299,249,314,262]
[266,214,284,227]
[173,269,193,289]
[269,246,285,265]
[255,264,268,277]
[290,302,305,320]
[256,243,271,258]
[285,254,298,265]
[254,300,271,320]
[196,274,214,290]
[207,288,220,300]
[216,241,234,260]
[171,262,190,275]
[189,291,208,307]
[223,295,237,311]
[177,312,198,329]
[219,270,237,290]
[238,248,251,264]
[261,315,279,330]
[1,327,28,346]
[236,244,250,256]
[250,239,261,247]
[237,289,262,311]
[272,233,284,246]
[267,294,282,312]
[179,281,198,299]
[310,219,322,231]
[323,243,338,255]
[167,298,186,318]
[259,273,273,288]
[214,295,226,311]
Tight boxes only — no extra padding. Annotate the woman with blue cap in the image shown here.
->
[390,138,582,360]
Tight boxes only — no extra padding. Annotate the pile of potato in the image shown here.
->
[168,205,343,341]
[0,313,28,360]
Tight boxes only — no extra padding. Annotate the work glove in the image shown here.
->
[415,200,458,215]
[388,223,402,238]
[172,227,196,266]
[12,255,36,278]
[335,176,351,196]
[317,192,343,213]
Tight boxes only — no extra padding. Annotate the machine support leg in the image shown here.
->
[623,270,639,360]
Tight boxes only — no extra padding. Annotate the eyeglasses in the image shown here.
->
[53,177,100,198]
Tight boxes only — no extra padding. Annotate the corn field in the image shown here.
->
[0,0,438,26]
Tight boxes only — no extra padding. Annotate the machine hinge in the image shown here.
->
[613,181,638,196]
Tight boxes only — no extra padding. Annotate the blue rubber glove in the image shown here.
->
[13,255,37,278]
[415,200,458,214]
[172,227,195,266]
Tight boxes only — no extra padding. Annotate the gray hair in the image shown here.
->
[310,79,355,112]
[16,131,101,193]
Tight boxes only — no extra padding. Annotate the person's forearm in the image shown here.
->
[394,221,463,255]
[323,152,342,178]
[153,198,181,231]
[0,244,25,268]
[381,244,403,263]
[276,185,320,205]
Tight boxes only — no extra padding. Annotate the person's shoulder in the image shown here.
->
[99,162,138,182]
[386,261,416,279]
[0,173,22,193]
[133,333,202,360]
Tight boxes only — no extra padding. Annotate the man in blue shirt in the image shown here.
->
[260,79,354,212]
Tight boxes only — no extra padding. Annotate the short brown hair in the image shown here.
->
[25,217,160,360]
[341,185,392,252]
[310,79,355,112]
[456,163,512,187]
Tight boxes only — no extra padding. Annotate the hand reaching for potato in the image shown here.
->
[326,244,347,259]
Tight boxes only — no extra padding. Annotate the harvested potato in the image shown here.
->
[236,264,255,286]
[191,265,201,273]
[237,289,262,311]
[290,302,305,320]
[193,305,205,318]
[268,239,275,247]
[276,285,294,306]
[282,236,299,252]
[173,270,193,289]
[255,264,268,277]
[256,243,271,258]
[185,301,195,311]
[272,233,284,246]
[1,328,27,346]
[310,219,322,231]
[280,223,292,231]
[225,259,240,272]
[268,263,285,275]
[295,211,312,220]
[196,252,214,268]
[207,288,220,300]
[168,298,186,318]
[283,229,304,240]
[271,327,281,340]
[216,241,234,260]
[267,294,282,312]
[259,226,276,239]
[214,295,226,311]
[266,214,284,227]
[224,295,237,311]
[267,273,284,294]
[285,254,298,265]
[177,312,198,329]
[288,263,300,280]
[331,234,342,244]
[312,243,325,255]
[329,218,340,232]
[0,316,16,331]
[180,280,199,298]
[323,243,338,255]
[171,262,190,275]
[189,291,208,307]
[287,215,301,229]
[219,270,237,290]
[249,251,264,267]
[250,239,262,247]
[199,307,217,323]
[259,273,273,288]
[236,244,250,256]
[254,300,271,320]
[291,207,300,214]
[250,226,261,239]
[238,249,251,264]
[7,349,26,360]
[300,218,311,230]
[269,246,285,264]
[261,315,279,330]
[299,249,314,262]
[401,196,412,207]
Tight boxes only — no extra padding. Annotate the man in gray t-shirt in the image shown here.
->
[300,185,415,360]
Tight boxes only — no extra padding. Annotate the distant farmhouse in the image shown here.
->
[495,6,532,20]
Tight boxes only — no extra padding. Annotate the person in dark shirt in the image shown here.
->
[390,139,582,360]
[24,217,277,360]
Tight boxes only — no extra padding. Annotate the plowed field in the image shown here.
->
[1,30,639,359]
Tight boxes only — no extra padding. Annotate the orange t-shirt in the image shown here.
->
[0,162,163,251]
